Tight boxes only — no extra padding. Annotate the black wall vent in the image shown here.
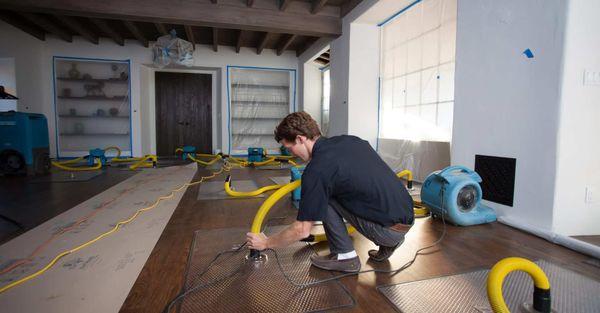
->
[474,155,516,207]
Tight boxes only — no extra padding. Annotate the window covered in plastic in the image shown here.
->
[379,0,457,142]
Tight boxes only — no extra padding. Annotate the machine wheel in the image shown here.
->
[0,150,25,175]
[34,152,51,175]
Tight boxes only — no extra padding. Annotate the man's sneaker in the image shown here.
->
[368,243,400,262]
[310,253,361,273]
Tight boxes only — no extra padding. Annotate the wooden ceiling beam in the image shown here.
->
[123,20,148,47]
[58,15,98,44]
[256,32,270,55]
[154,22,167,36]
[276,34,296,56]
[0,0,341,37]
[212,27,218,52]
[279,0,292,11]
[0,11,45,40]
[341,0,361,17]
[295,37,318,57]
[20,12,71,42]
[236,30,243,53]
[311,0,328,14]
[89,18,124,46]
[184,25,195,50]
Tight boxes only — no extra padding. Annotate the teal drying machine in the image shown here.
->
[0,111,50,175]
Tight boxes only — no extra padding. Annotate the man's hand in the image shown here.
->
[246,232,269,251]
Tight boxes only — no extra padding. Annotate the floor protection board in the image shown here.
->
[269,176,292,186]
[197,180,264,200]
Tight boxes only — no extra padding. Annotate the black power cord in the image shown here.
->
[164,190,447,312]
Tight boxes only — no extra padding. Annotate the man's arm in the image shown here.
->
[246,220,314,250]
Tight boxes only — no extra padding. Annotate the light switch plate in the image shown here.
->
[583,70,600,86]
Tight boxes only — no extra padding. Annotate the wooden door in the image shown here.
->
[155,72,212,156]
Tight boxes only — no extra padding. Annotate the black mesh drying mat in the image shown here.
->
[377,260,600,313]
[176,226,355,313]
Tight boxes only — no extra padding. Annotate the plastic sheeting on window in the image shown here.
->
[152,31,194,68]
[229,68,294,155]
[379,0,457,142]
[378,138,450,182]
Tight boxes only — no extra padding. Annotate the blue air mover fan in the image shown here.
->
[421,165,497,226]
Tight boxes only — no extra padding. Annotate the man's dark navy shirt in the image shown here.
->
[298,135,414,226]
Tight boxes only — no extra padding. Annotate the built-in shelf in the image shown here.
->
[231,100,289,106]
[60,133,130,136]
[232,117,282,120]
[232,84,289,90]
[57,96,128,101]
[57,77,128,83]
[59,115,130,119]
[232,133,274,136]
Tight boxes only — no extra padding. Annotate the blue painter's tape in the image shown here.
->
[226,65,232,154]
[378,0,422,27]
[523,49,534,58]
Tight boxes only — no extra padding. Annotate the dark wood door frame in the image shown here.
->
[153,69,220,156]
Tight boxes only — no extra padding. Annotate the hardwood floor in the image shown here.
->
[0,168,135,244]
[119,166,600,313]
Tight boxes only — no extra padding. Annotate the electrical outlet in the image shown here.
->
[585,186,596,204]
[583,70,600,86]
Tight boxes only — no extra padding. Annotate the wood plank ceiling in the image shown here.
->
[0,0,363,56]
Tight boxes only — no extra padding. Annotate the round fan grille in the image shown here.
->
[457,185,478,212]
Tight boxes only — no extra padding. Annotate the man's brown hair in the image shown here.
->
[274,111,322,143]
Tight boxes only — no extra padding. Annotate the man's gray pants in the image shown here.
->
[323,200,407,254]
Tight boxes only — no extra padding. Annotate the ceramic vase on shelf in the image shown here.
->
[68,63,80,79]
[109,107,119,116]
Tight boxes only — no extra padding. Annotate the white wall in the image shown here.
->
[0,57,17,111]
[327,0,381,146]
[553,0,600,236]
[302,62,323,127]
[0,21,298,157]
[328,22,351,138]
[452,0,567,230]
[347,23,379,148]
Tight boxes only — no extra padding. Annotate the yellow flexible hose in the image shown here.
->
[53,156,86,165]
[251,180,302,234]
[51,157,102,171]
[224,175,283,197]
[249,179,356,242]
[487,257,551,313]
[0,162,229,294]
[175,148,183,154]
[129,155,157,170]
[413,201,429,218]
[396,170,413,181]
[103,146,121,158]
[188,153,221,166]
[110,157,145,163]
